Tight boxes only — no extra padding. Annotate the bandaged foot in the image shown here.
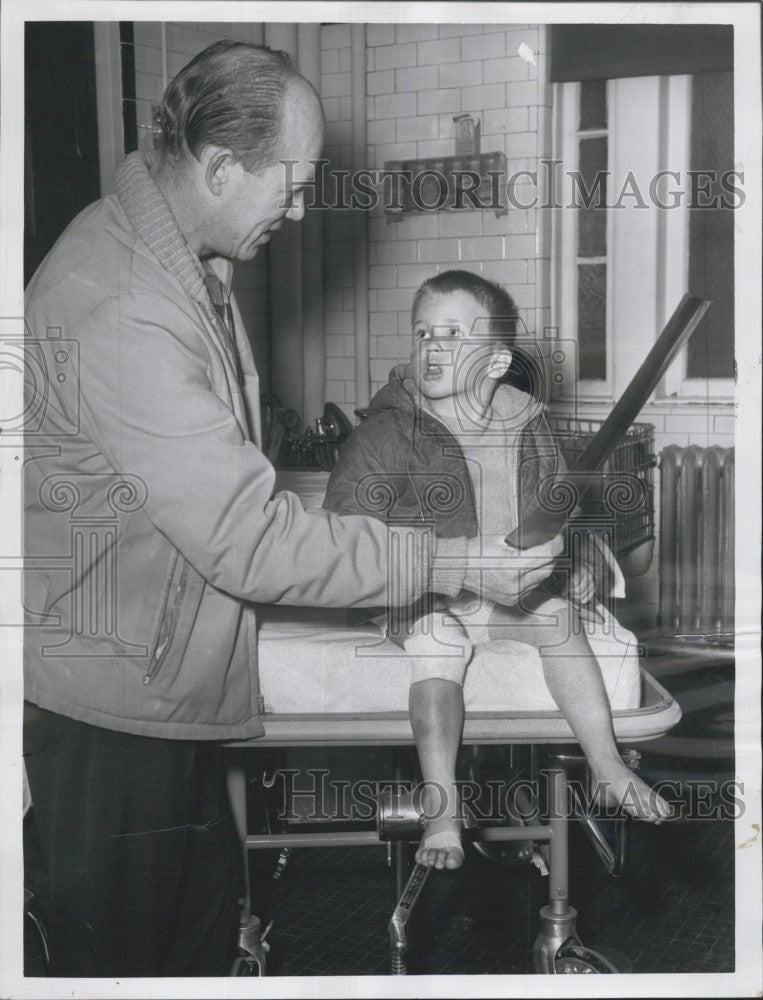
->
[591,759,673,824]
[415,815,465,870]
[414,782,467,870]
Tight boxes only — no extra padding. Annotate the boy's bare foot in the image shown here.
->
[590,759,672,823]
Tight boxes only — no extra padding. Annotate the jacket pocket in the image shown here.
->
[144,553,188,684]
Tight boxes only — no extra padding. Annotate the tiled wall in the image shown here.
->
[131,21,272,386]
[320,22,550,410]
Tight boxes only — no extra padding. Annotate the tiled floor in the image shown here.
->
[24,646,736,978]
[250,790,735,977]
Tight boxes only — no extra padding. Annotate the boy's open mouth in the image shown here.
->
[423,362,443,379]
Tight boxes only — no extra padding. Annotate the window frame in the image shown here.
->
[552,75,735,405]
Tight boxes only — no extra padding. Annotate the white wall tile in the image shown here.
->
[372,92,416,120]
[321,48,339,74]
[368,119,397,146]
[461,83,508,112]
[366,24,395,47]
[438,24,488,38]
[368,264,398,288]
[322,72,351,98]
[416,37,461,66]
[483,106,529,135]
[504,80,540,106]
[504,233,538,259]
[438,60,483,89]
[460,235,504,260]
[414,138,454,159]
[396,115,439,143]
[482,259,528,286]
[396,24,439,44]
[418,238,460,262]
[375,42,418,71]
[322,24,351,49]
[368,70,395,95]
[395,64,438,93]
[418,88,461,117]
[461,31,505,62]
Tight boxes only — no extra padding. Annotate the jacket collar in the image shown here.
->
[114,151,232,306]
[377,362,543,430]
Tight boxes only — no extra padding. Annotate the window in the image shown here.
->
[554,73,735,402]
[576,80,608,382]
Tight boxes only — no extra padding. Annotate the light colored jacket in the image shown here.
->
[23,153,466,740]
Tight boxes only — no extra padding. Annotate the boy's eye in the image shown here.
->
[414,328,427,340]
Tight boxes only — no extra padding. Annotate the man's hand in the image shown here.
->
[462,533,564,606]
[565,564,596,605]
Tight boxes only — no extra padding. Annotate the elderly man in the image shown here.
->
[23,40,562,976]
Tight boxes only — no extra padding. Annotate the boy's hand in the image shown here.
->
[463,533,564,606]
[564,564,605,625]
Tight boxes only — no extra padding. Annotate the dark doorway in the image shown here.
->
[25,22,102,285]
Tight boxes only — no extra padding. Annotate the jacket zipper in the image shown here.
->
[144,557,188,684]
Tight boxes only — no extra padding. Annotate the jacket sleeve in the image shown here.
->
[325,417,468,597]
[323,417,407,519]
[69,293,459,608]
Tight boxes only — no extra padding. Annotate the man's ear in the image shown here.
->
[487,348,513,380]
[203,147,235,196]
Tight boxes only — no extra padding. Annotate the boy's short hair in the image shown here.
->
[412,270,518,344]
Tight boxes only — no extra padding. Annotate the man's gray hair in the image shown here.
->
[158,40,295,173]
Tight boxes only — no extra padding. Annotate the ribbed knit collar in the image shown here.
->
[114,151,211,305]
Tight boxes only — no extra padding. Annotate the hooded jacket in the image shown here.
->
[324,365,561,544]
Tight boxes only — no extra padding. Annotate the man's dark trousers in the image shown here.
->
[23,702,244,976]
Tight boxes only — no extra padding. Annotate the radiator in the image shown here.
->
[659,445,735,639]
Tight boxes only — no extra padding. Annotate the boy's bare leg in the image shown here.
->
[489,600,672,823]
[409,677,466,869]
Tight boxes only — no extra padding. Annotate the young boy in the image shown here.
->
[324,270,671,870]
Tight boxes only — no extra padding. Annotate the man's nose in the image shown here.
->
[287,191,306,222]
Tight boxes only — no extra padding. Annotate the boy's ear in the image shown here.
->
[487,348,513,380]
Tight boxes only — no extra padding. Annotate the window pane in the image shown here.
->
[686,70,735,379]
[577,136,607,257]
[577,263,607,380]
[579,79,607,129]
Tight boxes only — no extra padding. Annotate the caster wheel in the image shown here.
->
[231,950,264,976]
[554,943,618,974]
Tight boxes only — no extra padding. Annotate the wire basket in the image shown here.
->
[549,417,656,557]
